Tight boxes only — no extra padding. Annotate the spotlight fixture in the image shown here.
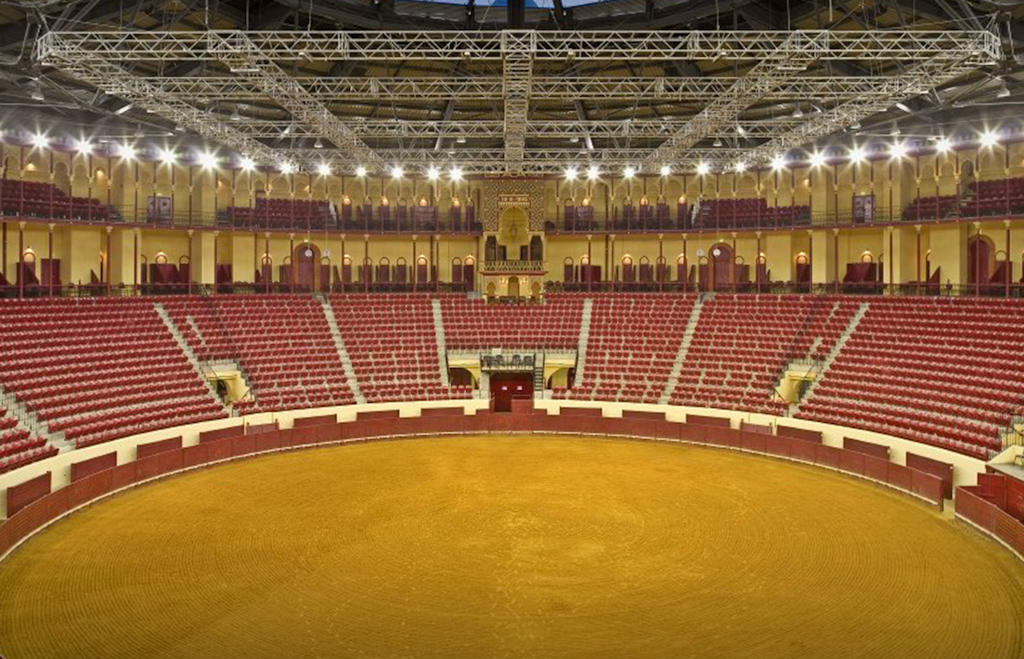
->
[623,166,636,179]
[30,132,48,149]
[158,148,176,165]
[113,102,133,116]
[792,105,804,118]
[391,165,404,179]
[239,157,255,172]
[586,165,600,181]
[564,166,578,182]
[448,165,463,182]
[230,106,242,121]
[75,139,93,155]
[734,161,746,173]
[456,137,467,144]
[197,151,217,170]
[712,137,723,147]
[355,165,368,177]
[318,163,331,176]
[426,165,440,182]
[809,151,826,168]
[889,142,907,160]
[980,130,998,148]
[280,161,295,175]
[569,136,579,144]
[736,125,746,136]
[659,165,671,177]
[117,144,135,160]
[313,138,323,149]
[894,101,912,113]
[771,155,786,171]
[935,137,952,153]
[696,162,710,176]
[849,146,866,164]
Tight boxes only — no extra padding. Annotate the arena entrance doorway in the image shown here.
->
[490,373,533,412]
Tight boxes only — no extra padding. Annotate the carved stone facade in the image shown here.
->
[479,178,546,231]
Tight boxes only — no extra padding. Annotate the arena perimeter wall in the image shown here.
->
[1,398,1017,563]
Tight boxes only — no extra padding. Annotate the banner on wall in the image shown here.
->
[852,194,875,223]
[146,196,173,223]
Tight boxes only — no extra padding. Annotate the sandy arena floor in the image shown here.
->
[0,435,1022,658]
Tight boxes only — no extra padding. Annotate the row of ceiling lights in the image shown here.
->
[24,129,1009,180]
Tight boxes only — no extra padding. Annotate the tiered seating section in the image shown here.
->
[0,293,1022,468]
[565,294,695,403]
[902,194,959,221]
[162,296,355,413]
[667,295,859,415]
[797,298,1024,458]
[0,299,224,449]
[329,294,470,402]
[0,180,109,220]
[963,178,1024,217]
[694,198,811,228]
[0,406,54,474]
[221,198,335,229]
[439,294,585,349]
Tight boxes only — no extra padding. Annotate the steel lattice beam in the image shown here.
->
[502,31,532,174]
[129,75,940,102]
[206,32,383,168]
[36,30,1001,63]
[230,118,805,139]
[34,28,1001,175]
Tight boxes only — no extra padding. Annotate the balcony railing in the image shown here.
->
[481,260,545,273]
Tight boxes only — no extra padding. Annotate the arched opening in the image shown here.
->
[530,280,541,301]
[292,242,320,291]
[529,235,543,261]
[507,275,521,298]
[708,242,733,291]
[968,234,995,287]
[448,367,476,388]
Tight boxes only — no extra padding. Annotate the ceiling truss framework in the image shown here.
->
[36,29,1000,176]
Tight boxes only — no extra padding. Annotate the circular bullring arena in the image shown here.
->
[1,435,1021,658]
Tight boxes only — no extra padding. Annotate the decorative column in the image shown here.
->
[47,223,54,297]
[187,229,194,295]
[17,221,24,299]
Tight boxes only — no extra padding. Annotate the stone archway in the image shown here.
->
[507,275,521,298]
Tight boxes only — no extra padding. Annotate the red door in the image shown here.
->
[490,373,533,412]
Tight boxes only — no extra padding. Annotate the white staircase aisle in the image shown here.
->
[572,298,594,388]
[430,299,451,388]
[659,294,708,404]
[0,383,71,452]
[794,301,870,411]
[153,302,231,414]
[317,296,366,404]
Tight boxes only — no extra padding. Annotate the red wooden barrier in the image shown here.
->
[843,436,890,460]
[136,449,184,481]
[741,431,768,453]
[764,435,793,458]
[687,413,730,428]
[815,445,842,469]
[560,407,603,417]
[862,455,890,483]
[421,407,466,417]
[0,412,978,567]
[110,462,137,490]
[137,436,183,459]
[293,414,337,428]
[776,425,822,443]
[7,472,51,517]
[906,453,954,500]
[910,470,944,506]
[622,410,667,421]
[787,438,816,463]
[887,463,914,492]
[356,410,400,421]
[70,452,117,483]
[245,421,279,434]
[740,420,772,435]
[199,424,244,443]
